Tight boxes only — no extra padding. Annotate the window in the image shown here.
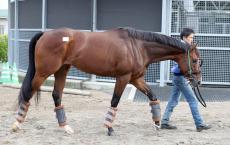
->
[0,25,4,34]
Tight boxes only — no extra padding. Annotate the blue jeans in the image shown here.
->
[161,75,203,127]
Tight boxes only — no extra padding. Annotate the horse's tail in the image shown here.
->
[18,32,44,105]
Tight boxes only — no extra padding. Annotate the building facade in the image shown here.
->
[0,9,8,35]
[8,0,230,85]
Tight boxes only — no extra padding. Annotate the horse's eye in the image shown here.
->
[192,60,197,64]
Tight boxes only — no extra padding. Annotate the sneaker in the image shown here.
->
[196,124,211,132]
[161,124,177,129]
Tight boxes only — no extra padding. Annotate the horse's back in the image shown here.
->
[74,29,135,76]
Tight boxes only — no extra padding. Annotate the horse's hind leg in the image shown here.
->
[12,73,48,131]
[52,64,73,134]
[104,74,131,136]
[131,77,161,130]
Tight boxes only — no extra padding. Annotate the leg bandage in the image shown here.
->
[16,102,30,123]
[104,107,117,128]
[54,105,67,126]
[149,99,161,122]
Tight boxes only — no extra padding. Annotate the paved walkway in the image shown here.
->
[134,85,230,102]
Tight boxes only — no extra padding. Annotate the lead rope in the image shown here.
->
[192,86,207,107]
[188,49,206,107]
[187,50,192,76]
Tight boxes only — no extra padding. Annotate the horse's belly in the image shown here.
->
[72,58,131,77]
[74,63,115,76]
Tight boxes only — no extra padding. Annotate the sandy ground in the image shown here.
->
[0,85,230,145]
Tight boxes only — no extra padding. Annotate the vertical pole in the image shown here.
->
[7,0,11,64]
[90,0,97,82]
[92,0,97,32]
[42,0,47,32]
[14,0,18,68]
[159,0,167,87]
[166,0,173,82]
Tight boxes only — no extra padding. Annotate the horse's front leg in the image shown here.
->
[131,77,161,130]
[104,74,131,136]
[52,65,73,134]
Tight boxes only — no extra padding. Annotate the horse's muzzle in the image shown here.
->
[189,78,201,87]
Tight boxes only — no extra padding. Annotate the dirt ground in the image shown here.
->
[0,85,230,145]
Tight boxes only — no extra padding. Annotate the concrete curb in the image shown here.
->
[0,84,91,96]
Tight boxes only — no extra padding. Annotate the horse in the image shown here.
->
[12,27,202,136]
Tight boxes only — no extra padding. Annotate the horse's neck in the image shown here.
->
[143,42,184,64]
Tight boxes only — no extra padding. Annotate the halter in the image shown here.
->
[186,47,203,80]
[187,47,206,107]
[187,48,193,77]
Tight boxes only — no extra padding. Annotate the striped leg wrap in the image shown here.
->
[16,102,30,123]
[104,107,118,128]
[54,105,67,126]
[149,99,161,122]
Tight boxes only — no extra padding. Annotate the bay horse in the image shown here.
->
[12,27,202,136]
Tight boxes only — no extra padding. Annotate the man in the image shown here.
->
[161,28,211,132]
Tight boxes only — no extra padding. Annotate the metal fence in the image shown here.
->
[8,0,230,85]
[168,0,230,85]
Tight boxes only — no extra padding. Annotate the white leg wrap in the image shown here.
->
[60,125,74,134]
[104,107,117,128]
[16,102,30,123]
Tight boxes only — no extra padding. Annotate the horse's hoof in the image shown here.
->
[153,124,160,131]
[62,125,74,134]
[107,127,115,136]
[11,121,20,132]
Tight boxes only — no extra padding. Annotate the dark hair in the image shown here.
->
[180,28,195,40]
[122,27,189,51]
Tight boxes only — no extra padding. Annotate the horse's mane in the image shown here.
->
[121,27,189,52]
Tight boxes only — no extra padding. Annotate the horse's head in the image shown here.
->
[178,43,203,87]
